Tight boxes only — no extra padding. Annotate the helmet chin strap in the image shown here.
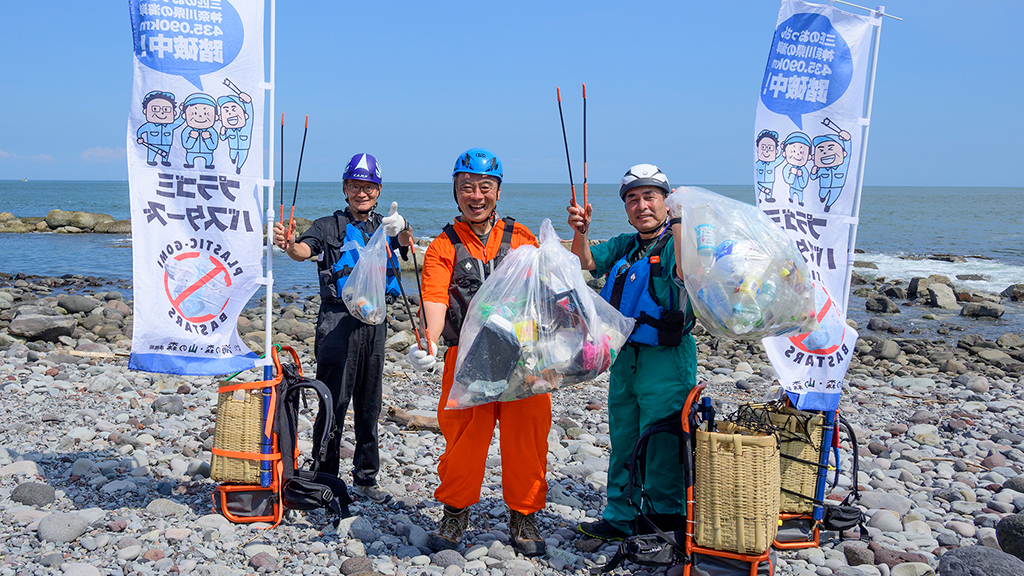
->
[638,218,668,237]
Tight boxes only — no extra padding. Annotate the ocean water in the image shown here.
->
[1,180,1022,339]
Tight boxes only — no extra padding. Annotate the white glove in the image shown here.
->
[407,339,437,372]
[381,201,407,237]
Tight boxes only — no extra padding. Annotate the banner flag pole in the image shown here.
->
[260,0,277,488]
[842,5,885,309]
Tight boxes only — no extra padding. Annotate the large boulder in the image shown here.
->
[961,302,1005,319]
[997,334,1024,349]
[1001,284,1024,301]
[928,284,960,309]
[57,295,103,314]
[996,513,1024,562]
[909,275,954,299]
[938,545,1024,576]
[44,209,114,231]
[8,314,76,341]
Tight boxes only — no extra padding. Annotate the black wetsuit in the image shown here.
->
[297,208,402,486]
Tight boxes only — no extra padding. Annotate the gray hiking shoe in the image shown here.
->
[428,505,469,551]
[352,484,392,504]
[509,509,545,557]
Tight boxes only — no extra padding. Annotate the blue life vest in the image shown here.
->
[328,215,401,304]
[598,228,694,347]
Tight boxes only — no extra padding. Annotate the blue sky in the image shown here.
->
[1,1,1021,186]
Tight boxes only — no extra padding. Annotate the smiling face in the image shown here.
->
[144,97,175,124]
[757,137,778,162]
[623,186,668,235]
[814,139,846,168]
[343,179,381,214]
[184,103,216,129]
[454,172,501,223]
[220,101,248,129]
[784,142,810,166]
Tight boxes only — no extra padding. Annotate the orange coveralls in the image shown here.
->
[420,217,551,514]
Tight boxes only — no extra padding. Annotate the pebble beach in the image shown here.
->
[2,267,1024,576]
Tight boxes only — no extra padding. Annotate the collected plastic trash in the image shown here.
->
[448,219,635,409]
[341,226,389,325]
[665,186,817,339]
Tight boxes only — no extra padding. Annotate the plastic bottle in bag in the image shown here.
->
[730,276,762,334]
[694,206,717,272]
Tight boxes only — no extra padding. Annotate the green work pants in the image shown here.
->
[602,336,697,533]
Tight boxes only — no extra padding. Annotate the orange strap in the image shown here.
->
[211,447,282,461]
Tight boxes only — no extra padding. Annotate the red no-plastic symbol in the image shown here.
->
[789,283,845,356]
[163,252,233,323]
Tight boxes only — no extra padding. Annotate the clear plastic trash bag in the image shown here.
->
[341,226,389,325]
[447,219,635,409]
[665,186,817,340]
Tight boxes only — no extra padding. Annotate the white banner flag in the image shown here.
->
[127,0,264,375]
[755,0,877,410]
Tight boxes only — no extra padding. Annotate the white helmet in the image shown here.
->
[619,164,670,200]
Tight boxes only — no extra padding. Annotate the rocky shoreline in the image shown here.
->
[2,270,1024,576]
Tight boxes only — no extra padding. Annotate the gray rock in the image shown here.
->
[961,302,1005,319]
[396,545,422,559]
[45,209,114,231]
[145,498,189,516]
[11,481,56,507]
[867,317,895,332]
[928,284,960,309]
[57,294,103,314]
[337,516,380,542]
[433,549,467,567]
[1000,284,1024,300]
[858,491,913,515]
[996,334,1024,349]
[152,395,184,415]
[61,563,102,576]
[1004,477,1024,493]
[909,275,953,299]
[40,552,64,567]
[873,340,901,360]
[866,295,901,313]
[248,552,279,571]
[72,458,100,477]
[340,557,372,575]
[9,314,76,341]
[844,544,874,566]
[996,513,1024,562]
[37,512,88,543]
[938,545,1024,576]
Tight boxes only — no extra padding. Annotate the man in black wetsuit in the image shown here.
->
[272,153,411,503]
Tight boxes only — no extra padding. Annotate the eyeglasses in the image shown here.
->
[149,105,173,113]
[346,182,380,195]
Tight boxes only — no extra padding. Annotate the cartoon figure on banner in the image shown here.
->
[180,93,220,170]
[217,78,253,175]
[163,249,236,335]
[782,131,812,206]
[755,129,786,203]
[136,90,185,167]
[810,118,851,213]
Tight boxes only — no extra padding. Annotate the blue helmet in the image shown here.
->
[343,153,382,185]
[452,148,503,182]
